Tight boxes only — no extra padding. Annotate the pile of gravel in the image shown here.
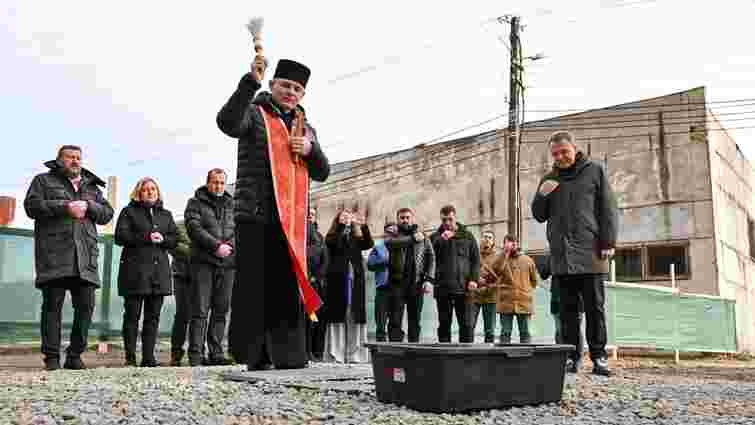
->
[2,362,754,424]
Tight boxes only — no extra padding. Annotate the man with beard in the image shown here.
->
[491,235,539,344]
[24,145,114,370]
[218,56,330,370]
[430,205,479,343]
[466,229,499,343]
[184,168,235,366]
[532,130,618,376]
[385,208,435,343]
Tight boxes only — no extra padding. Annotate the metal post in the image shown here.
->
[671,263,680,364]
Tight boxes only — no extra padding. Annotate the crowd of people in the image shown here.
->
[24,56,617,377]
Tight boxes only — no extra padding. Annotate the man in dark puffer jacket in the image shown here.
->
[532,130,618,376]
[218,57,330,370]
[184,168,236,366]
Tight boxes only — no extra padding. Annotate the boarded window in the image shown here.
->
[647,244,688,277]
[614,248,642,281]
[749,218,755,260]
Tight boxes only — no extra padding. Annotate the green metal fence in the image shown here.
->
[0,227,738,353]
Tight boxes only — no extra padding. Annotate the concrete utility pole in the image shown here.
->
[507,16,521,240]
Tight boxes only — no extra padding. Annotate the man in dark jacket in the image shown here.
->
[430,205,479,343]
[218,57,329,370]
[24,145,114,371]
[367,222,397,342]
[385,208,435,343]
[532,131,618,376]
[184,168,236,366]
[169,222,192,366]
[306,208,328,361]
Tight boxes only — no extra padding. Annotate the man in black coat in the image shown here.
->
[385,208,435,343]
[24,145,114,371]
[218,57,329,370]
[184,168,236,366]
[532,131,618,376]
[169,222,192,366]
[306,208,328,361]
[430,205,480,343]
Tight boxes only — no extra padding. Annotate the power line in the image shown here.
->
[314,111,755,192]
[323,99,755,181]
[311,124,755,201]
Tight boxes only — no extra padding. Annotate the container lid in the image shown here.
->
[364,342,575,357]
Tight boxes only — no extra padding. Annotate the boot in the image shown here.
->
[519,336,532,344]
[499,335,511,344]
[63,356,87,370]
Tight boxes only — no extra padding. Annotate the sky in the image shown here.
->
[2,0,755,228]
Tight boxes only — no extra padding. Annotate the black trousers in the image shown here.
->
[306,279,327,358]
[170,274,191,357]
[388,285,424,343]
[40,278,95,360]
[229,221,307,369]
[374,286,390,342]
[122,295,164,362]
[189,263,234,361]
[436,294,470,343]
[558,273,608,361]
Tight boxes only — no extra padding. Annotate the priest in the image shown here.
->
[218,55,330,370]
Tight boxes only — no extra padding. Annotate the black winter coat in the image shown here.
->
[216,74,330,224]
[430,223,480,297]
[307,222,329,282]
[115,200,178,296]
[24,160,114,288]
[325,224,374,324]
[184,186,235,268]
[531,153,618,276]
[170,222,192,278]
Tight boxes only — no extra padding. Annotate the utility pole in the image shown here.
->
[507,16,521,240]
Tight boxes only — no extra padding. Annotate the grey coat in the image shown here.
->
[24,160,114,288]
[531,153,618,276]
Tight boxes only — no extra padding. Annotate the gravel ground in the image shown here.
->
[2,357,755,425]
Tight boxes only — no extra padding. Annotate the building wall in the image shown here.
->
[707,110,755,352]
[312,88,718,295]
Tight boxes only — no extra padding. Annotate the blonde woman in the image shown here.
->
[115,177,177,367]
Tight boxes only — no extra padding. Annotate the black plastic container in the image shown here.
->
[365,343,574,413]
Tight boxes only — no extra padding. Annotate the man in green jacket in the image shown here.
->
[169,222,192,366]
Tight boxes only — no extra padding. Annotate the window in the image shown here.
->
[614,248,642,281]
[647,244,688,278]
[748,218,755,260]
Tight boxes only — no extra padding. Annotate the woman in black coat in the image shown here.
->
[323,209,373,363]
[115,177,177,367]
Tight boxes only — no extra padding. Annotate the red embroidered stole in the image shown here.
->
[258,105,322,317]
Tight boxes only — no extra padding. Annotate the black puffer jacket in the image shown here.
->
[115,200,178,296]
[24,160,114,288]
[184,186,235,268]
[216,73,330,224]
[430,223,480,298]
[531,152,618,276]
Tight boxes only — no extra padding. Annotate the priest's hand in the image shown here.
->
[290,136,312,157]
[251,55,267,83]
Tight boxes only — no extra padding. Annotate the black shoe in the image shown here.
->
[44,358,60,371]
[248,361,274,371]
[141,359,161,368]
[63,356,86,370]
[566,358,582,374]
[592,357,611,376]
[189,357,205,367]
[206,357,234,366]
